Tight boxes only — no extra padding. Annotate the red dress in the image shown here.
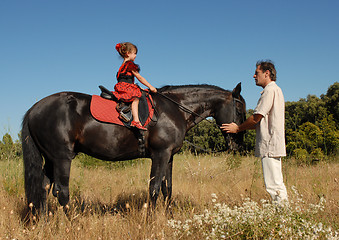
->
[113,61,142,102]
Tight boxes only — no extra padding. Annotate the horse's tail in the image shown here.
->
[22,110,46,211]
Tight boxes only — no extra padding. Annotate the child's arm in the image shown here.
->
[132,70,157,93]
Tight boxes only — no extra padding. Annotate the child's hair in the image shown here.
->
[115,42,138,58]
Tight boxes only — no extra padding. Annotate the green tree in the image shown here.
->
[286,122,325,164]
[317,115,339,155]
[0,133,22,160]
[183,120,226,154]
[285,82,339,159]
[321,82,339,128]
[183,109,256,154]
[285,94,327,131]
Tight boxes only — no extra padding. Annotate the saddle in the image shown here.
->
[99,85,132,122]
[90,86,154,129]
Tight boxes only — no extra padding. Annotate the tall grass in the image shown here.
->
[0,152,338,239]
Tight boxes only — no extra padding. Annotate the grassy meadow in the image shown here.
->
[0,152,338,239]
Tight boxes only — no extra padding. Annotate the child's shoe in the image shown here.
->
[131,121,147,131]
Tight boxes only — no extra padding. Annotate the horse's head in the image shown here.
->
[214,83,246,152]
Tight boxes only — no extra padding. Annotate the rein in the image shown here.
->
[156,92,245,126]
[149,91,245,153]
[156,92,219,127]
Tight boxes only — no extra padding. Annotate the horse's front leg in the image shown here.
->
[149,150,171,210]
[161,156,173,211]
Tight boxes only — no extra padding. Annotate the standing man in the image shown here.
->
[221,60,288,203]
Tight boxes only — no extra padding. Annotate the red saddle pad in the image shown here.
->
[90,95,154,127]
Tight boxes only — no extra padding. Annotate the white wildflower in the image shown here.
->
[167,187,337,239]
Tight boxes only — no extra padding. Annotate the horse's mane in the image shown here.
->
[158,84,227,93]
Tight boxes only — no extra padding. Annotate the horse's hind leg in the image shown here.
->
[51,158,72,207]
[42,157,54,194]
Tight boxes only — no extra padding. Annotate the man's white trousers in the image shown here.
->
[261,156,288,203]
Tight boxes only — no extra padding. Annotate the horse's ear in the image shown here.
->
[232,82,241,98]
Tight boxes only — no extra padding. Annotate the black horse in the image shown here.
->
[21,83,246,212]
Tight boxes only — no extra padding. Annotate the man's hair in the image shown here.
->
[256,60,277,81]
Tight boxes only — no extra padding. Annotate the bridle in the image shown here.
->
[232,97,246,124]
[155,91,245,127]
[154,91,246,152]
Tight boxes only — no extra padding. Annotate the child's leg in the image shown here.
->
[131,98,147,130]
[131,98,140,123]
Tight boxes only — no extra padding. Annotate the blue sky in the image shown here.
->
[1,0,338,140]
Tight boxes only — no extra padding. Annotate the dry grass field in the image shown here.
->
[0,152,338,239]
